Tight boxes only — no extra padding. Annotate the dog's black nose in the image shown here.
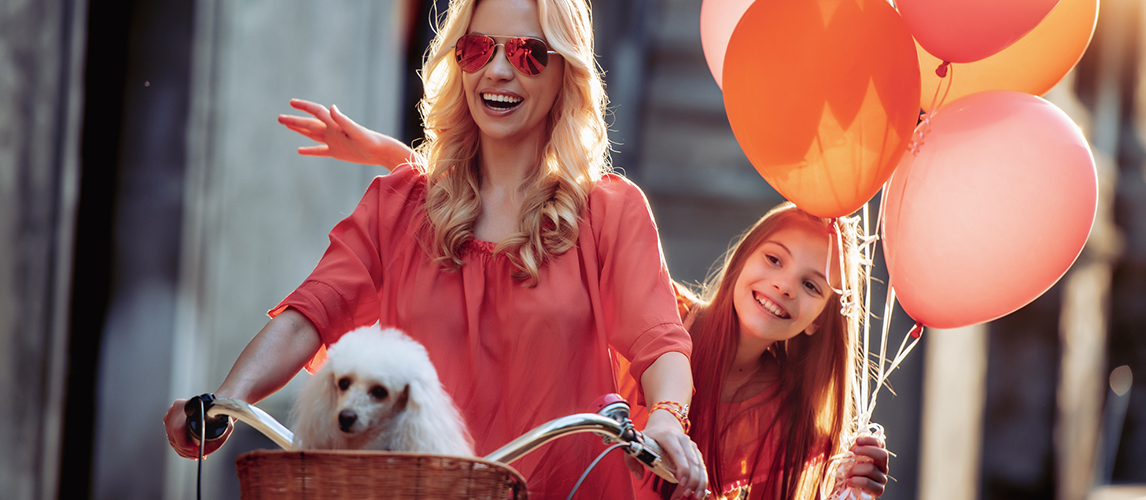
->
[338,410,357,432]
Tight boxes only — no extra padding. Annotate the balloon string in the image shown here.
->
[911,63,955,157]
[927,62,954,114]
[861,203,875,418]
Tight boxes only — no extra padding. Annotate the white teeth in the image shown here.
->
[482,93,522,104]
[753,292,789,319]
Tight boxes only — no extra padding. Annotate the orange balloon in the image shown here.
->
[918,0,1098,112]
[723,0,920,218]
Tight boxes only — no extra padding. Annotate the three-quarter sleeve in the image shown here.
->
[588,176,692,390]
[269,164,426,354]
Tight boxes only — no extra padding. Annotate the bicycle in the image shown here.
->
[185,393,680,499]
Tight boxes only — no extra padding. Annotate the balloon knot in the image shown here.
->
[909,321,924,339]
[935,61,950,78]
[907,116,932,157]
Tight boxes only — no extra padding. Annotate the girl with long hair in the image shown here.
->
[633,203,888,500]
[164,0,708,498]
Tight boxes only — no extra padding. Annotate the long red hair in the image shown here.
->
[666,203,862,499]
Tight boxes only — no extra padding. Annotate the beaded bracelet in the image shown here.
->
[650,400,691,433]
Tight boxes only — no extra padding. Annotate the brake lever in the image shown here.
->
[592,394,678,484]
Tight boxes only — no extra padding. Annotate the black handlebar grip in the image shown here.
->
[184,393,231,442]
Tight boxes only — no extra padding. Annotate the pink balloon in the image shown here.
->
[700,0,755,88]
[882,90,1096,329]
[897,0,1060,63]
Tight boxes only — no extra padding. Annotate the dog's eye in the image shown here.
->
[337,377,351,391]
[370,386,388,400]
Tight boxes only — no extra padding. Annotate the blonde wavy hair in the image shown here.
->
[412,0,611,286]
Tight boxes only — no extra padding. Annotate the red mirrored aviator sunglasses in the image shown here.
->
[454,34,556,76]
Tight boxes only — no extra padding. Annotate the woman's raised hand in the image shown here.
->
[846,435,890,497]
[278,99,416,170]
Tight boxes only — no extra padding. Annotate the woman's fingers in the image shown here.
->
[622,454,646,479]
[289,98,331,121]
[688,440,708,498]
[329,104,362,136]
[163,399,200,459]
[278,114,324,133]
[665,434,706,500]
[298,145,332,157]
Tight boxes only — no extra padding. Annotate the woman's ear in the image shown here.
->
[804,322,819,336]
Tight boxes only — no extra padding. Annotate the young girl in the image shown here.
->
[164,0,709,498]
[630,203,888,500]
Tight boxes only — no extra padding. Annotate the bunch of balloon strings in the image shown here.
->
[820,70,953,500]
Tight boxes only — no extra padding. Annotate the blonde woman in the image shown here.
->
[164,0,707,498]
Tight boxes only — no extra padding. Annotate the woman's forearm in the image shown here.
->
[641,351,693,411]
[215,308,322,403]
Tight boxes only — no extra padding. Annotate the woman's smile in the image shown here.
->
[462,0,564,146]
[481,91,524,110]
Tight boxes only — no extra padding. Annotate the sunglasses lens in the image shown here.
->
[506,37,549,76]
[455,34,495,72]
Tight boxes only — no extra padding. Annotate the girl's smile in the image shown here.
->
[733,221,837,351]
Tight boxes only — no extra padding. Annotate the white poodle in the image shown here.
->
[290,324,474,456]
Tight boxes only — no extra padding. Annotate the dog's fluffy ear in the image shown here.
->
[395,384,410,412]
[290,363,339,449]
[396,377,475,456]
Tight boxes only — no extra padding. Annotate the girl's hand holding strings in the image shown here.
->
[845,435,889,497]
[277,98,415,169]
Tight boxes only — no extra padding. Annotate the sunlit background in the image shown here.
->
[2,0,1144,499]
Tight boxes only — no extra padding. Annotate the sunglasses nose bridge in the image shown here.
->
[484,42,518,75]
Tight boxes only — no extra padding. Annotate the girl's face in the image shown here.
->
[462,0,565,147]
[733,221,837,351]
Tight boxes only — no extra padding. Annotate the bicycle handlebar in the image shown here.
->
[483,409,677,484]
[186,396,295,451]
[186,394,677,484]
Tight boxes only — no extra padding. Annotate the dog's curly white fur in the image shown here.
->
[290,325,474,456]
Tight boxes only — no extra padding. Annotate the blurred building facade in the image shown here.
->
[1,1,1144,499]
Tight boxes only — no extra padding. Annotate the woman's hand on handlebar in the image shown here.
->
[163,398,233,459]
[644,409,708,500]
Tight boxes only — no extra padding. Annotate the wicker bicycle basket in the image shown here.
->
[236,450,529,500]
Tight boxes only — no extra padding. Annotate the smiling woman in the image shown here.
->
[164,0,710,498]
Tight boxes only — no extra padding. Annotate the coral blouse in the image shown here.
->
[270,164,691,499]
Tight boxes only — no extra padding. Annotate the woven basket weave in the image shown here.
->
[236,450,528,500]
